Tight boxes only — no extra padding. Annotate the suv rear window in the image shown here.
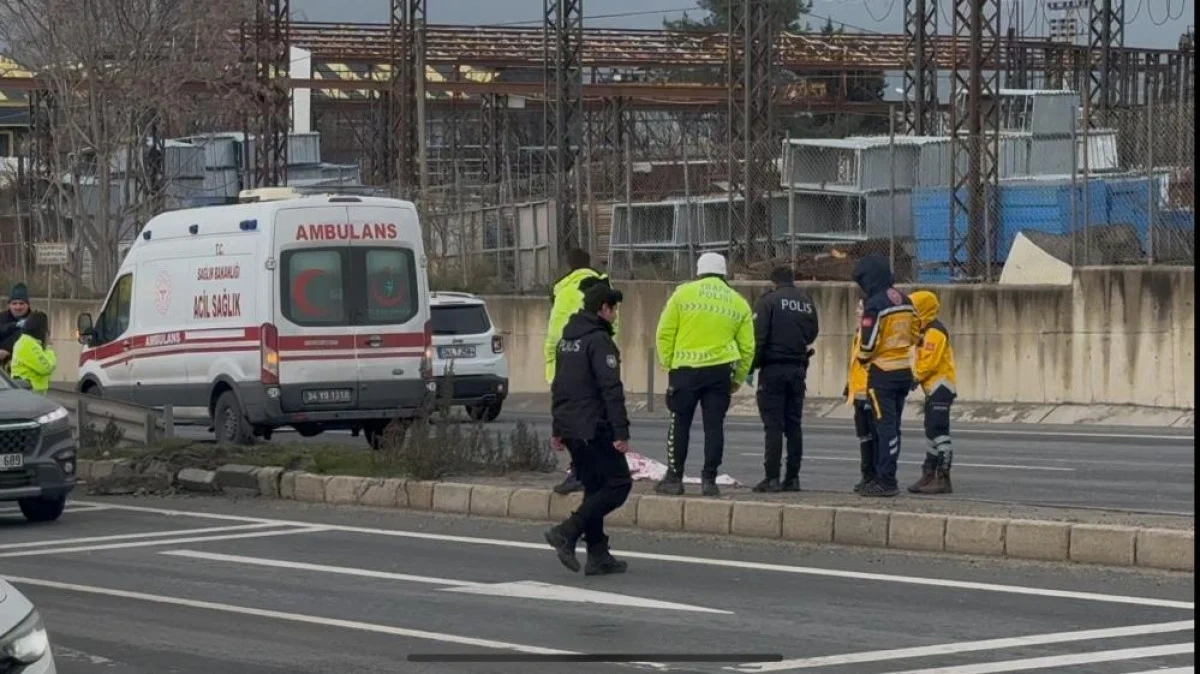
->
[431,304,491,336]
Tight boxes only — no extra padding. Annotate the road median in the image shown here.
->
[76,457,1195,573]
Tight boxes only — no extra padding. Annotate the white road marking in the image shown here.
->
[3,523,280,550]
[443,581,731,614]
[731,620,1195,672]
[0,574,577,653]
[73,500,1196,611]
[871,642,1194,674]
[1,575,670,671]
[0,526,328,558]
[739,454,1075,472]
[0,504,106,515]
[162,550,732,614]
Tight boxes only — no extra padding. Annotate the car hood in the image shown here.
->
[0,389,62,421]
[0,580,35,636]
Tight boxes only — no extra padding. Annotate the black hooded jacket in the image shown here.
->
[0,309,24,355]
[551,311,631,442]
[852,255,917,387]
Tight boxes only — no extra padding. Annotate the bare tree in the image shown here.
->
[0,0,253,292]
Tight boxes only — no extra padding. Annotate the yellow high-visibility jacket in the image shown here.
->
[10,334,56,393]
[910,290,958,395]
[544,268,619,383]
[655,276,755,385]
[846,330,869,403]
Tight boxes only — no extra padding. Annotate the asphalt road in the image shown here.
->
[1,496,1194,674]
[179,412,1197,515]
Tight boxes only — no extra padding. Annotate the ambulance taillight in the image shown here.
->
[261,323,280,385]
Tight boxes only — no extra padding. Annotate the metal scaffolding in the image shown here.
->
[726,0,776,263]
[586,96,630,199]
[252,0,290,188]
[903,0,939,134]
[544,0,584,255]
[948,0,1001,281]
[1087,0,1124,121]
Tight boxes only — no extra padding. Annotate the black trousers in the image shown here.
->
[755,364,806,481]
[666,364,733,480]
[924,386,955,452]
[564,433,632,552]
[867,385,909,488]
[852,399,877,482]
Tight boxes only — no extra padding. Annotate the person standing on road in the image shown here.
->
[852,255,919,498]
[750,267,819,493]
[654,252,755,498]
[544,248,618,496]
[844,298,878,493]
[0,282,33,371]
[907,290,958,494]
[9,311,56,393]
[545,284,633,576]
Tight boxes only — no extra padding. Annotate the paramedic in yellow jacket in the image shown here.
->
[544,248,617,495]
[844,298,877,493]
[907,290,958,494]
[9,311,56,393]
[653,252,755,498]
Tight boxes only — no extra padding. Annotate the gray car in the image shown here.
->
[0,374,77,523]
[0,580,56,673]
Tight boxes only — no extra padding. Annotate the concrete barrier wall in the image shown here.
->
[28,266,1194,408]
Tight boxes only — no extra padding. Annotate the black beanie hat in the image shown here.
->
[9,283,29,303]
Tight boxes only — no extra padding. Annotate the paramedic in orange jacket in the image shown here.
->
[908,290,958,494]
[844,299,876,493]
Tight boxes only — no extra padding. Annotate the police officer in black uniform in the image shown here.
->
[751,267,819,492]
[544,285,633,576]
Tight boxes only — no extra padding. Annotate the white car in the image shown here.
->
[429,292,508,421]
[0,580,55,673]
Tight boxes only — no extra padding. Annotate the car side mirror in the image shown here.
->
[77,312,95,345]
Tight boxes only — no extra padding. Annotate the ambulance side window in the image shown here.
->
[96,273,134,344]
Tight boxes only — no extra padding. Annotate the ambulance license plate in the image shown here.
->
[438,345,476,359]
[302,389,353,405]
[0,453,23,471]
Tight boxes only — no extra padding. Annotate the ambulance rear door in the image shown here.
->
[272,204,361,413]
[345,202,430,411]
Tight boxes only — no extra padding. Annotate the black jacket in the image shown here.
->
[752,283,819,371]
[0,309,23,355]
[551,312,630,442]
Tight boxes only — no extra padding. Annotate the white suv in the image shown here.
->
[429,292,509,421]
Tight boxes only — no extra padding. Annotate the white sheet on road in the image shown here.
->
[564,452,740,486]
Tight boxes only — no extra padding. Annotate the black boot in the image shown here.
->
[853,474,875,494]
[655,472,684,496]
[701,478,721,498]
[543,516,583,572]
[584,537,628,576]
[753,478,782,493]
[781,477,801,492]
[860,480,899,498]
[553,472,584,495]
[916,450,953,494]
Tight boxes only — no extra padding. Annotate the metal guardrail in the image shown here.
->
[47,386,174,446]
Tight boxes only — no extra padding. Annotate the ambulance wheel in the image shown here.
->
[467,402,502,423]
[214,391,255,446]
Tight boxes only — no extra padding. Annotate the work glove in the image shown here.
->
[842,384,849,398]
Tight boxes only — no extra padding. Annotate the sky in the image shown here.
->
[291,0,1193,50]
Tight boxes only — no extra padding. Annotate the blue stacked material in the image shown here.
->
[911,176,1192,281]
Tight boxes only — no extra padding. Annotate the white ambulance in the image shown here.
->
[75,190,434,447]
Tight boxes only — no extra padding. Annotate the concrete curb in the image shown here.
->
[77,459,1195,573]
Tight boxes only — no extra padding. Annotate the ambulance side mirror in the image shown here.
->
[77,313,95,344]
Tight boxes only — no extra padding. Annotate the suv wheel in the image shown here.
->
[467,401,502,423]
[19,496,67,523]
[365,420,409,450]
[214,391,255,445]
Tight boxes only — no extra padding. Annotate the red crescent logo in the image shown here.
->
[293,269,328,318]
